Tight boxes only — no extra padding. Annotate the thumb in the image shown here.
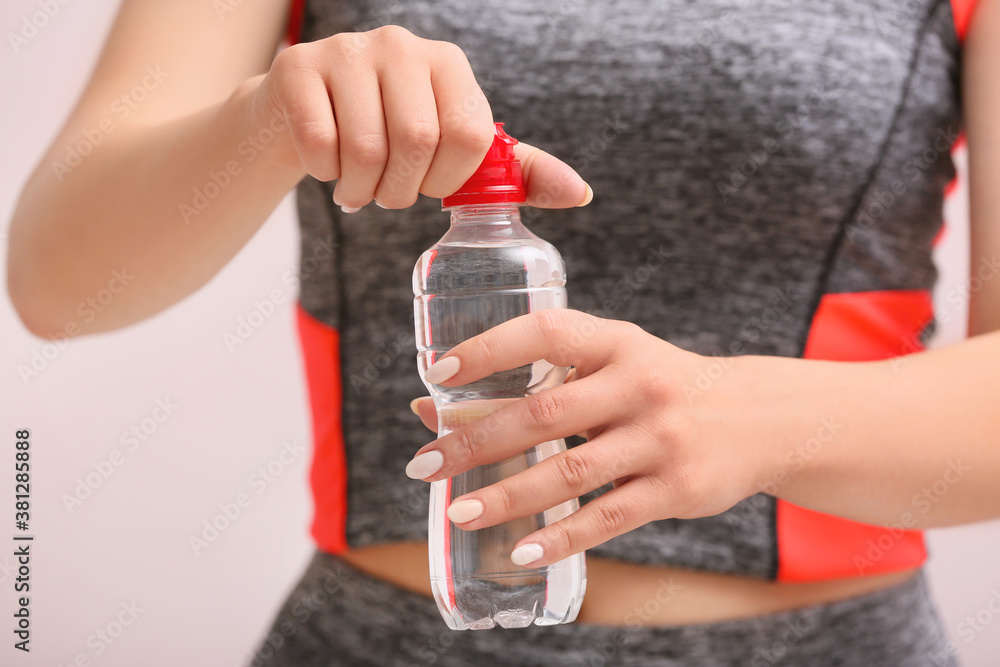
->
[515,143,593,209]
[409,397,438,433]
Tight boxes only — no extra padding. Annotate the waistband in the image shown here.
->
[252,550,954,667]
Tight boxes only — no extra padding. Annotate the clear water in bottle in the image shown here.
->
[413,202,587,630]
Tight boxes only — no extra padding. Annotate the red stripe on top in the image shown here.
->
[951,0,978,41]
[801,290,933,361]
[932,222,948,247]
[286,0,305,45]
[297,303,349,554]
[776,290,932,582]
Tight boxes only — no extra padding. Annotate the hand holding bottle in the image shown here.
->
[407,309,771,569]
[249,26,590,211]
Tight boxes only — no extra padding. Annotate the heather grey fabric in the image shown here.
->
[252,552,955,667]
[295,0,962,577]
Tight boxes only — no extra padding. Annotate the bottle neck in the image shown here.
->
[440,202,531,243]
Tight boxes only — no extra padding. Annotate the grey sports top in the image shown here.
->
[293,0,965,581]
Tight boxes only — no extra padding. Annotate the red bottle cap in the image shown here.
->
[441,123,527,207]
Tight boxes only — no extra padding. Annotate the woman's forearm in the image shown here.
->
[7,75,305,337]
[736,330,1000,529]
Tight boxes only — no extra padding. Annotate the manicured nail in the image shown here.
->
[340,205,362,214]
[374,199,387,209]
[447,499,484,524]
[405,450,443,479]
[409,398,425,416]
[511,543,544,566]
[425,356,460,384]
[576,183,593,207]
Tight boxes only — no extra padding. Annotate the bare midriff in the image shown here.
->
[338,542,916,626]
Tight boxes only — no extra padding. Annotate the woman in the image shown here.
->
[7,0,996,664]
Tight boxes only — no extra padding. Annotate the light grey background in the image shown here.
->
[0,1,997,666]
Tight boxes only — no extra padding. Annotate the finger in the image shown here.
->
[374,62,440,208]
[446,432,651,531]
[423,310,621,388]
[516,142,592,209]
[329,68,388,209]
[509,478,660,568]
[409,397,438,433]
[265,51,340,181]
[407,370,620,480]
[419,43,495,198]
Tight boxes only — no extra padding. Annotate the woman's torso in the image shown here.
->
[293,0,965,624]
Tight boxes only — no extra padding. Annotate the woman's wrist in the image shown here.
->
[716,354,865,511]
[225,74,308,184]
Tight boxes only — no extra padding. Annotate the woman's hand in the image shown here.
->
[405,309,767,567]
[250,26,590,212]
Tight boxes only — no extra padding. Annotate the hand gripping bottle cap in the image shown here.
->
[441,123,527,207]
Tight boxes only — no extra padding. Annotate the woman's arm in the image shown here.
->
[7,0,295,336]
[765,0,1000,527]
[403,4,1000,564]
[6,1,588,338]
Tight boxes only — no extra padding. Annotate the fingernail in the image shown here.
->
[511,543,544,566]
[425,356,460,384]
[576,183,593,207]
[409,398,425,416]
[405,450,443,479]
[447,499,484,524]
[374,199,387,209]
[340,205,362,214]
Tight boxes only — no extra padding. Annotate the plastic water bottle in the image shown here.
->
[412,123,587,630]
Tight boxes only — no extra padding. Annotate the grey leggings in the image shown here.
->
[251,550,954,666]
